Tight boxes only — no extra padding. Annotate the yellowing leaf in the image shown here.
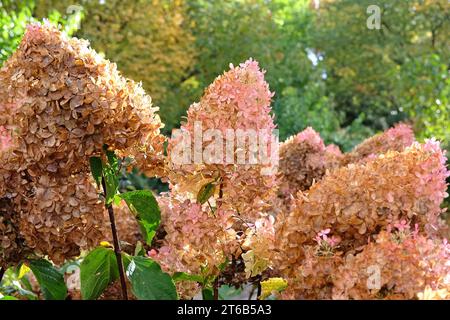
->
[242,250,269,278]
[18,264,31,279]
[100,241,112,248]
[259,278,288,300]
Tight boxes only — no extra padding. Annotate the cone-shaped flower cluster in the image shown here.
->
[167,59,278,221]
[0,22,165,176]
[0,23,165,266]
[160,60,280,296]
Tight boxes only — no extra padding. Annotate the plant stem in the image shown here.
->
[257,280,262,298]
[213,180,224,301]
[218,181,224,201]
[0,267,5,284]
[101,178,128,300]
[213,277,219,300]
[248,285,256,300]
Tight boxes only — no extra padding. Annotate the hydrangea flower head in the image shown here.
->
[167,59,277,221]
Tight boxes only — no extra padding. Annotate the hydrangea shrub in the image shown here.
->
[0,22,448,301]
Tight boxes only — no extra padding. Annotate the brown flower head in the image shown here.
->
[274,140,449,279]
[0,22,165,177]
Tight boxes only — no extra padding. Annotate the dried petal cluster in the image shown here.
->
[167,59,278,221]
[343,123,414,165]
[242,215,275,278]
[0,196,29,268]
[276,127,344,213]
[332,230,450,300]
[278,127,327,195]
[0,23,165,266]
[277,123,413,201]
[274,140,449,293]
[149,195,239,298]
[18,173,107,265]
[0,126,13,153]
[0,22,165,176]
[109,201,142,247]
[0,170,31,268]
[280,245,343,300]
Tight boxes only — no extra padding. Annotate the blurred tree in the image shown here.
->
[273,82,341,143]
[395,54,449,150]
[311,0,449,141]
[0,0,82,65]
[187,0,347,144]
[35,0,196,135]
[187,0,312,95]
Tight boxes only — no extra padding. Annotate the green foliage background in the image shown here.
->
[1,0,449,150]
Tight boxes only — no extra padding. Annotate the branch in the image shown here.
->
[213,277,219,300]
[212,179,225,301]
[101,178,128,300]
[0,267,5,284]
[257,281,262,298]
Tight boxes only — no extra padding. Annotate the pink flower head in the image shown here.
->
[148,249,158,258]
[167,58,278,220]
[293,127,325,151]
[315,228,340,247]
[393,219,409,232]
[325,144,343,157]
[385,123,415,146]
[24,20,54,43]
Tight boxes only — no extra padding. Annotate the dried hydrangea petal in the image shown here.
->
[0,23,165,177]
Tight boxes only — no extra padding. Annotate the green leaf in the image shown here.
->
[89,157,103,188]
[197,181,216,204]
[106,149,119,172]
[80,247,119,300]
[0,296,18,300]
[121,252,132,271]
[172,272,203,283]
[113,194,122,206]
[126,256,177,300]
[219,285,243,300]
[101,149,120,205]
[17,263,30,279]
[134,241,146,257]
[29,259,67,300]
[202,288,214,300]
[103,170,119,205]
[120,190,161,245]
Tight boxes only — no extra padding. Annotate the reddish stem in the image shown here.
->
[101,178,128,300]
